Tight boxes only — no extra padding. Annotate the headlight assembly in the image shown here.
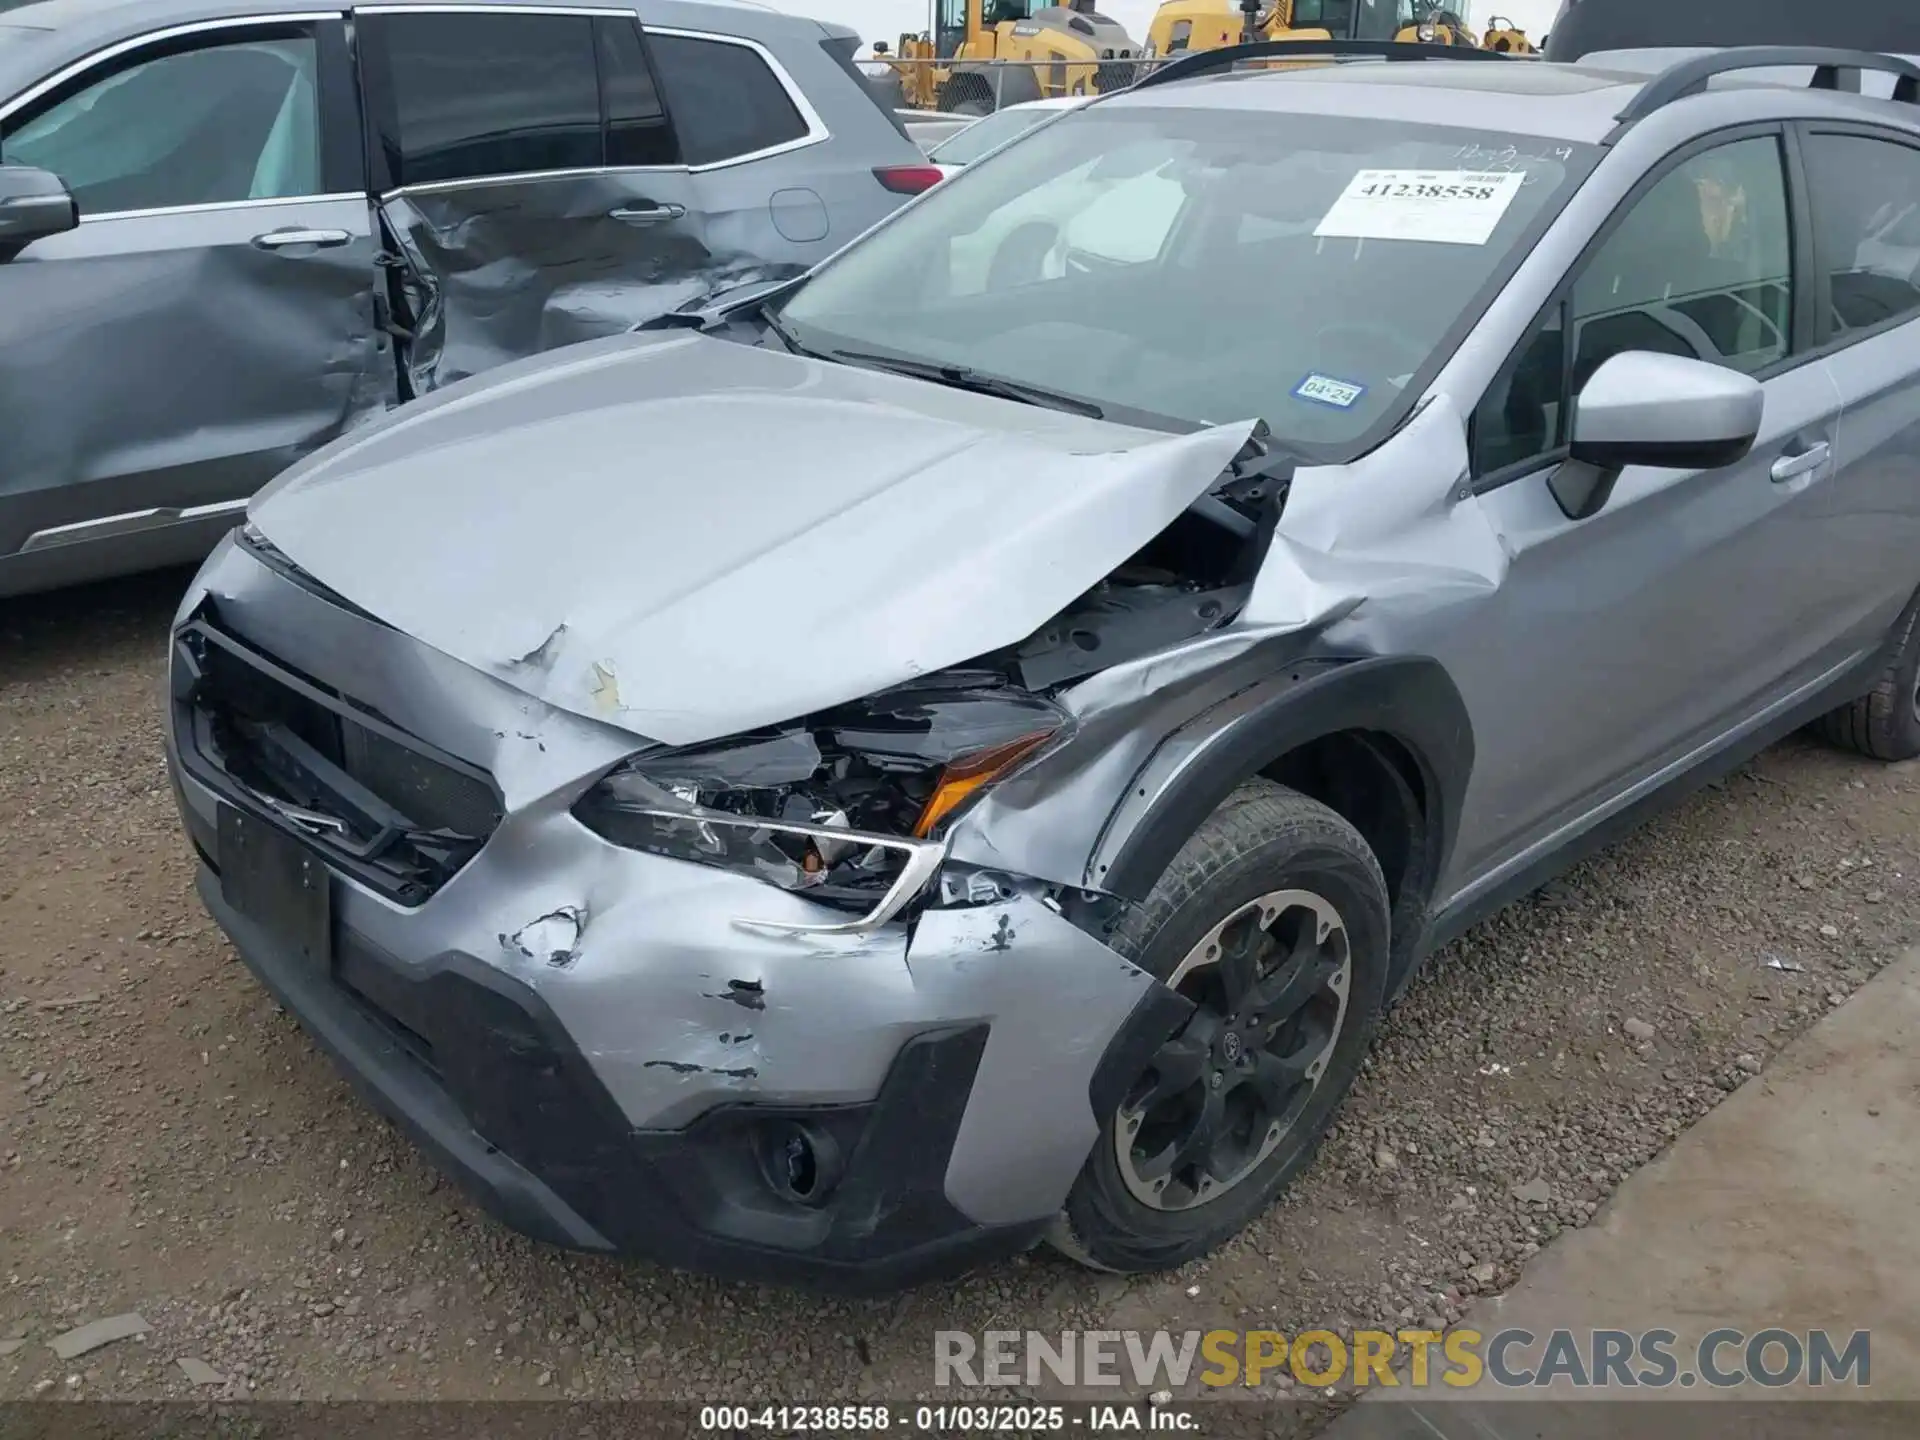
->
[572,677,1067,934]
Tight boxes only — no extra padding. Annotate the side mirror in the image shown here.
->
[0,165,78,260]
[1551,350,1764,520]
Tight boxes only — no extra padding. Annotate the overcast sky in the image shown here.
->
[765,0,1567,56]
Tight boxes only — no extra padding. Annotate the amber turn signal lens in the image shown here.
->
[912,731,1056,838]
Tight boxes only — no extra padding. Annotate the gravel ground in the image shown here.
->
[4,568,1917,1413]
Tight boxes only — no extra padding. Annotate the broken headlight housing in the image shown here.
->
[572,675,1068,934]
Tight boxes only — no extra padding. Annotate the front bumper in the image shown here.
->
[199,863,1036,1288]
[165,534,1163,1288]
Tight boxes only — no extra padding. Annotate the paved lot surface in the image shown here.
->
[4,568,1918,1410]
[1328,949,1920,1438]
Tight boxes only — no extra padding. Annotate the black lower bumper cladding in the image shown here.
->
[199,869,1041,1290]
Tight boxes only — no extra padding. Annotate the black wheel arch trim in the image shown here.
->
[1092,654,1474,980]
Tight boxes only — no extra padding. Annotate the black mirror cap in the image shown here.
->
[1568,431,1759,473]
[1550,430,1760,521]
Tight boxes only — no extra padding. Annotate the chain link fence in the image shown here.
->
[869,55,1179,118]
[869,45,1537,121]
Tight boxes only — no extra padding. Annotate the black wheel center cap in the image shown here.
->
[1221,1030,1243,1063]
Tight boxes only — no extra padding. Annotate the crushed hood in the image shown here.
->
[251,331,1253,745]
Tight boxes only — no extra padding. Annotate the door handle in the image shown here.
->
[609,203,686,225]
[252,227,351,250]
[1770,440,1832,483]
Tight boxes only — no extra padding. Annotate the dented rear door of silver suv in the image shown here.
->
[355,5,832,393]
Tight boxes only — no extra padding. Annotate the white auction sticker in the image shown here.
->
[1314,169,1527,246]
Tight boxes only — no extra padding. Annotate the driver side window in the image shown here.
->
[1472,134,1794,478]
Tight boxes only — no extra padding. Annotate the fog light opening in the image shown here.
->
[760,1121,844,1207]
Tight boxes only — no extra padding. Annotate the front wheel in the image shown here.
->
[1052,781,1390,1273]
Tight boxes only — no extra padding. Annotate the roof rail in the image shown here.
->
[1131,37,1511,92]
[1613,46,1920,124]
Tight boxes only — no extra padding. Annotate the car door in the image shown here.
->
[1792,124,1920,648]
[355,4,712,392]
[0,15,384,596]
[1450,127,1848,882]
[641,24,846,280]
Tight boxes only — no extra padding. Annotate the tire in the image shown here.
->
[1815,590,1920,761]
[939,70,1003,116]
[1051,781,1390,1273]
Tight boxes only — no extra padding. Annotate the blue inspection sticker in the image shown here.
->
[1293,373,1369,410]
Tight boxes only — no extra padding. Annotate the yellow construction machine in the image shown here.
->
[1143,0,1480,60]
[1480,15,1538,52]
[890,0,1145,115]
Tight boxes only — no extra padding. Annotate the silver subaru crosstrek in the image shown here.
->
[165,40,1920,1289]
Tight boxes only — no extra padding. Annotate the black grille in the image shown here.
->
[341,723,503,840]
[1095,59,1138,91]
[175,613,502,906]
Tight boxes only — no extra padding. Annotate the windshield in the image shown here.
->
[777,105,1592,450]
[928,105,1066,166]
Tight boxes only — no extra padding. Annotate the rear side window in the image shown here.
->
[1801,132,1920,337]
[647,33,809,166]
[366,12,601,187]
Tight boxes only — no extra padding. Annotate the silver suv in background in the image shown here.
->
[0,0,929,597]
[165,41,1920,1289]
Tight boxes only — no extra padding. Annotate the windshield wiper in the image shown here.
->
[639,275,807,334]
[826,349,1106,419]
[757,304,832,361]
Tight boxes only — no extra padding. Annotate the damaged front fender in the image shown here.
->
[949,397,1491,921]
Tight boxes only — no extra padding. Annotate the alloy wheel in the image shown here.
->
[1114,889,1351,1211]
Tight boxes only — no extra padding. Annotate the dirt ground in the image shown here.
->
[4,568,1917,1409]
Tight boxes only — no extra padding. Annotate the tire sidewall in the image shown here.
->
[1881,632,1920,755]
[1066,819,1389,1270]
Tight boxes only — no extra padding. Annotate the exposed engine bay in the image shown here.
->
[566,416,1292,919]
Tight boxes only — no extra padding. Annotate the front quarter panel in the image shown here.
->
[950,399,1488,925]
